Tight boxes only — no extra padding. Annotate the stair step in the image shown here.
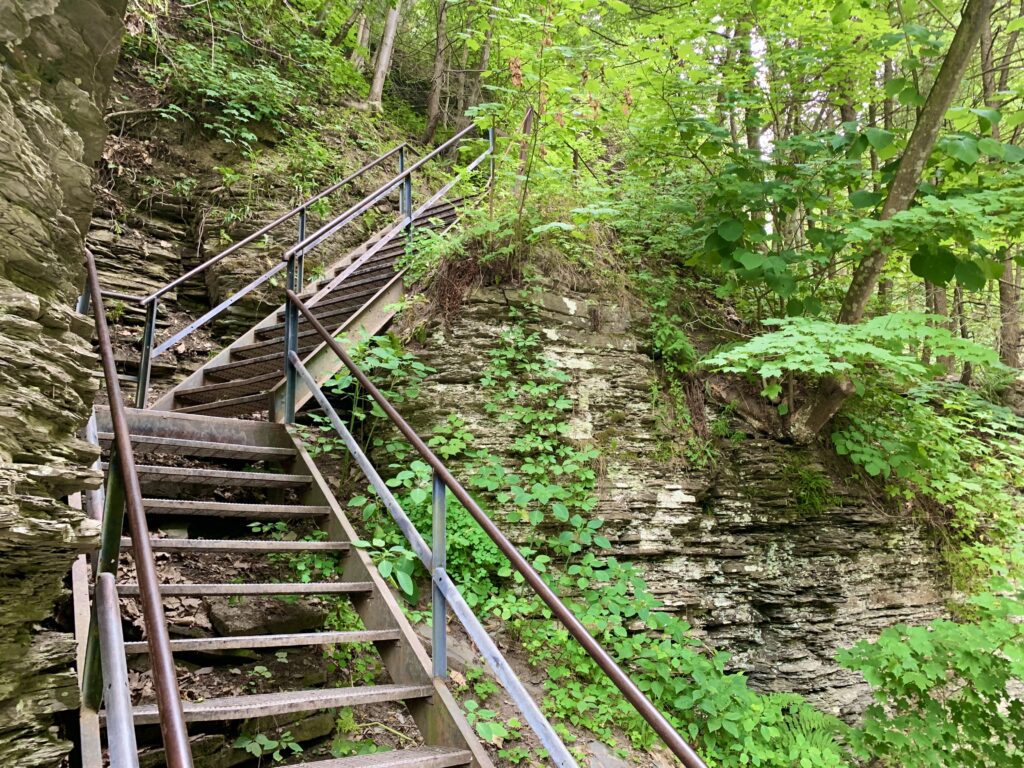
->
[143,499,331,518]
[171,372,283,405]
[263,286,387,336]
[202,352,284,383]
[97,433,296,461]
[122,537,349,552]
[123,628,400,654]
[117,581,373,597]
[257,303,364,344]
[294,268,395,305]
[128,683,434,724]
[105,463,311,488]
[230,328,323,360]
[172,392,270,417]
[297,747,473,768]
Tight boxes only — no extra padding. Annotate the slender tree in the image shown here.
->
[367,0,403,110]
[791,0,996,443]
[422,0,449,143]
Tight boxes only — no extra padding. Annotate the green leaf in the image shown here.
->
[395,570,414,596]
[954,260,986,291]
[978,137,1004,158]
[910,247,956,284]
[864,127,894,150]
[971,107,1002,133]
[884,77,908,97]
[850,189,883,209]
[1004,144,1024,163]
[944,136,980,165]
[717,218,744,242]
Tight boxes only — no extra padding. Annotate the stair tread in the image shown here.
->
[128,683,434,724]
[202,352,284,382]
[97,432,295,460]
[123,628,400,654]
[296,747,472,768]
[172,391,270,416]
[142,499,330,517]
[104,463,311,487]
[117,581,373,596]
[171,372,283,405]
[121,537,349,552]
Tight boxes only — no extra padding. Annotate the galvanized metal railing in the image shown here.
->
[82,247,193,768]
[283,290,710,768]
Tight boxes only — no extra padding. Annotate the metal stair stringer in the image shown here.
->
[283,424,494,767]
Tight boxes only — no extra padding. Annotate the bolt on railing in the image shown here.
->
[283,286,708,768]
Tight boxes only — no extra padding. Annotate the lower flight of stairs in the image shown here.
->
[84,405,492,768]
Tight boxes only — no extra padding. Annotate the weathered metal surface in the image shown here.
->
[129,684,434,724]
[286,289,709,768]
[122,537,349,552]
[97,432,296,460]
[101,463,312,488]
[95,573,139,768]
[71,556,103,768]
[172,392,271,418]
[84,248,194,768]
[123,629,400,655]
[95,405,292,447]
[141,499,330,518]
[297,747,472,768]
[432,472,448,681]
[116,581,373,597]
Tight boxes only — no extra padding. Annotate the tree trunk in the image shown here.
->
[836,0,994,327]
[421,0,449,143]
[367,1,403,110]
[462,13,493,127]
[981,14,1023,366]
[350,14,370,71]
[328,0,365,46]
[791,0,995,444]
[737,18,761,153]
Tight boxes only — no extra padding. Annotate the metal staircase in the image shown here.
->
[73,127,709,768]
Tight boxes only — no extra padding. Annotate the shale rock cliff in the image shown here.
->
[0,0,125,762]
[407,285,947,718]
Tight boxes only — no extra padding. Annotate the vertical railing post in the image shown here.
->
[283,254,299,425]
[488,123,496,189]
[76,287,91,315]
[297,206,306,287]
[431,470,447,679]
[135,300,157,409]
[81,456,128,711]
[399,144,414,242]
[96,572,140,767]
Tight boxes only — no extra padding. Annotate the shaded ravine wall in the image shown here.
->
[0,0,125,763]
[406,285,947,717]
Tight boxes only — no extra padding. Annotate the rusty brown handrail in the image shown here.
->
[286,288,708,768]
[84,247,194,768]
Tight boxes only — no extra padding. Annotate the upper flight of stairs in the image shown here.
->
[152,198,458,419]
[86,405,492,767]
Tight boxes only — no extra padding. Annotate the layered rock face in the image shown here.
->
[0,0,125,762]
[408,286,946,717]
